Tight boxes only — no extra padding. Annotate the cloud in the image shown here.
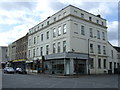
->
[0,24,30,46]
[0,0,118,47]
[107,21,118,46]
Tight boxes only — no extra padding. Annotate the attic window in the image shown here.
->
[54,17,56,21]
[89,17,92,21]
[81,13,84,18]
[63,12,66,16]
[47,21,49,25]
[42,24,44,28]
[74,10,77,13]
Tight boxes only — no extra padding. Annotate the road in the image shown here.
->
[2,72,119,88]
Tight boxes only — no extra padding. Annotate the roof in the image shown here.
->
[113,46,120,52]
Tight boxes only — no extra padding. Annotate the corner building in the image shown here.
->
[27,5,119,75]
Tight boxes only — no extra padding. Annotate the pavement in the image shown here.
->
[2,71,119,88]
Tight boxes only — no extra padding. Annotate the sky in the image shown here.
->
[0,0,119,46]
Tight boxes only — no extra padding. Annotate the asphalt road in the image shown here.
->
[2,72,119,88]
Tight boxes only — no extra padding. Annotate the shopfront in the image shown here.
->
[44,52,88,75]
[11,59,26,70]
[26,56,45,73]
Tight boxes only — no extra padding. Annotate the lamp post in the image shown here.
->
[88,38,90,75]
[88,36,96,75]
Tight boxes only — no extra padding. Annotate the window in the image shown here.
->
[102,32,105,40]
[74,10,77,13]
[89,28,93,37]
[33,49,35,57]
[63,12,66,16]
[53,43,56,53]
[63,41,66,52]
[58,14,61,19]
[53,28,56,37]
[37,36,39,44]
[41,34,43,41]
[37,48,39,56]
[98,45,101,54]
[90,43,94,53]
[46,31,49,39]
[34,37,36,44]
[103,46,106,55]
[40,47,43,56]
[103,59,106,69]
[34,28,36,32]
[58,42,61,53]
[97,20,99,24]
[91,58,94,69]
[42,24,44,28]
[38,26,39,30]
[47,21,49,25]
[54,17,56,21]
[97,30,100,39]
[98,59,101,68]
[111,50,113,59]
[102,22,104,25]
[81,25,85,35]
[46,45,49,55]
[81,13,84,18]
[29,39,31,46]
[28,50,31,57]
[109,62,112,69]
[63,24,66,34]
[114,62,116,68]
[117,63,119,68]
[58,26,61,36]
[89,17,92,21]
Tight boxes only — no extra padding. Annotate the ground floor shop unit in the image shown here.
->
[9,59,26,70]
[26,52,89,75]
[44,52,88,75]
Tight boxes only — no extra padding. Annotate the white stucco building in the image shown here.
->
[0,46,8,68]
[27,5,119,75]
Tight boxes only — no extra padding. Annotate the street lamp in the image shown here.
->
[88,38,90,75]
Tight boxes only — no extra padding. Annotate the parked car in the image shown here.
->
[4,67,15,74]
[16,68,27,74]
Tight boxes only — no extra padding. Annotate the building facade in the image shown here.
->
[8,34,28,70]
[0,46,8,68]
[27,5,119,75]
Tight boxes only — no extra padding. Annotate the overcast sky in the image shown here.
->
[0,0,119,46]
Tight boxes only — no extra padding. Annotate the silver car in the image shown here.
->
[4,67,15,74]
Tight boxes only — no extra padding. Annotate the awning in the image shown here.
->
[26,60,33,63]
[45,52,88,60]
[12,59,26,62]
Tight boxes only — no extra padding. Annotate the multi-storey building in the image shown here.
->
[27,5,119,75]
[0,46,8,68]
[8,34,28,69]
[113,46,120,66]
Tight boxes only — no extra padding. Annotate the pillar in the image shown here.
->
[64,58,66,75]
[70,58,74,75]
